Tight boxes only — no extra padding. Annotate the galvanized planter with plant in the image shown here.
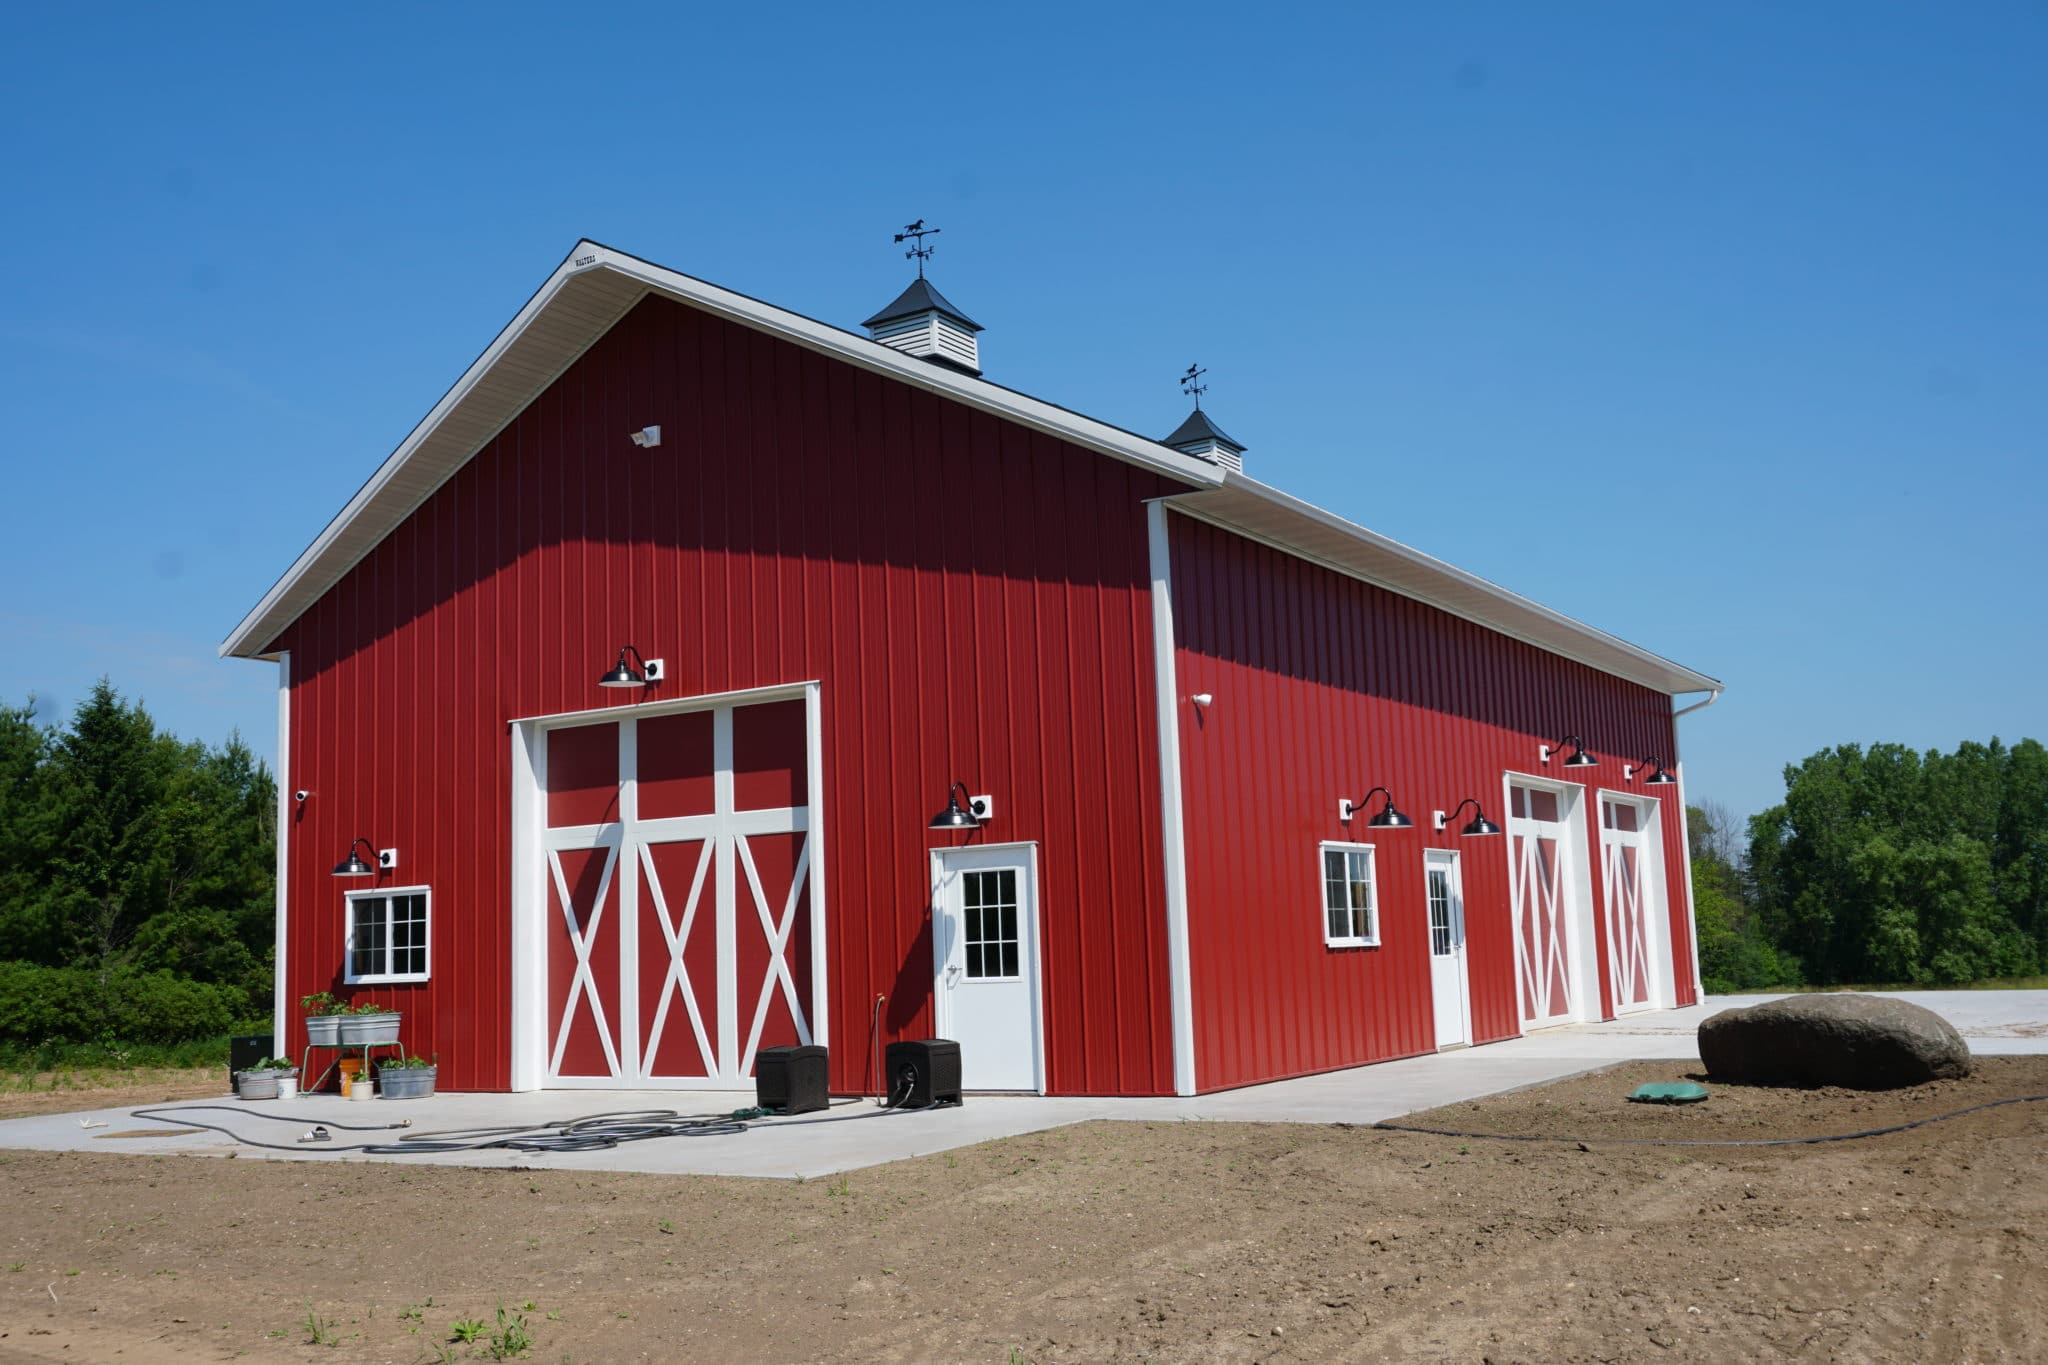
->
[339,1000,402,1045]
[376,1055,438,1100]
[300,991,346,1047]
[235,1057,299,1100]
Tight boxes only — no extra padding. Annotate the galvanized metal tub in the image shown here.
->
[304,1014,344,1047]
[339,1012,401,1046]
[377,1066,436,1100]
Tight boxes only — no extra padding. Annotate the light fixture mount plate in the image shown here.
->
[643,658,664,683]
[969,794,993,821]
[378,848,399,870]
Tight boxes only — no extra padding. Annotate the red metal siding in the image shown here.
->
[276,293,1184,1095]
[1170,515,1695,1093]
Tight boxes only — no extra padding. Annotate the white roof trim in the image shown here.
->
[1165,473,1721,697]
[220,240,1224,659]
[223,240,1717,698]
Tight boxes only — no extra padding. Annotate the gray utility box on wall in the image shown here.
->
[753,1045,829,1114]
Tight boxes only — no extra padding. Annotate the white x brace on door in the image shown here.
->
[512,686,825,1091]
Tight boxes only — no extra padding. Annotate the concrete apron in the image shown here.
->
[4,991,2043,1181]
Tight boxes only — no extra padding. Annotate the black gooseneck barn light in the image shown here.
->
[598,645,654,689]
[1631,756,1677,786]
[1441,798,1503,837]
[1542,734,1598,768]
[331,837,378,877]
[929,781,983,831]
[1343,786,1414,829]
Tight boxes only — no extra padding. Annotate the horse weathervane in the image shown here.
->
[1180,363,1209,410]
[893,219,940,278]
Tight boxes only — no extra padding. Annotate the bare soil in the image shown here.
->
[0,1074,225,1121]
[2,1057,2045,1363]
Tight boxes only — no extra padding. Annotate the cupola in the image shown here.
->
[1162,406,1246,473]
[862,276,984,377]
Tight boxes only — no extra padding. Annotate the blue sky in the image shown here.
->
[2,3,2042,828]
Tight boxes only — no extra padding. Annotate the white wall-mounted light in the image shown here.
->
[630,425,662,448]
[1188,693,1214,708]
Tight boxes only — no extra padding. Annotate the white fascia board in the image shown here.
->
[220,243,603,660]
[221,241,1223,661]
[1173,471,1723,698]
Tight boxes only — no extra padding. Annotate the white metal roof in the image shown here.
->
[221,241,1720,699]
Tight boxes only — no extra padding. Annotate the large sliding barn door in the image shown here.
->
[542,697,815,1088]
[1600,795,1666,1016]
[1506,781,1583,1030]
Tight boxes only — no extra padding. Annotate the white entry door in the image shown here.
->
[931,843,1044,1093]
[1425,850,1472,1049]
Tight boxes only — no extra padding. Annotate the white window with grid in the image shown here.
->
[1319,842,1379,947]
[344,887,431,984]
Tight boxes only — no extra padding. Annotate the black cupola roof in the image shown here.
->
[861,277,984,333]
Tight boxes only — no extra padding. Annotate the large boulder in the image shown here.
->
[1698,993,1972,1089]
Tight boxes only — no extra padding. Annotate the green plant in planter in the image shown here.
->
[251,1057,298,1071]
[380,1054,436,1070]
[299,991,343,1015]
[347,1001,396,1015]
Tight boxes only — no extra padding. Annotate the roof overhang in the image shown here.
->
[220,240,1225,660]
[223,241,1719,703]
[1165,473,1723,699]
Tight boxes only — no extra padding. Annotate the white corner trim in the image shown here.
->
[1147,503,1198,1096]
[272,652,290,1052]
[508,723,546,1091]
[1670,687,1720,1000]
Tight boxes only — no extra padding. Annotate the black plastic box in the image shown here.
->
[885,1038,963,1108]
[753,1044,829,1115]
[228,1032,274,1089]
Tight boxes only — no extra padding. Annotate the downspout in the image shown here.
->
[1670,685,1723,1001]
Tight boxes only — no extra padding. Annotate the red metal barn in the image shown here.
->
[224,241,1720,1098]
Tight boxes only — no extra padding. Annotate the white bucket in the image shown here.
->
[276,1076,298,1100]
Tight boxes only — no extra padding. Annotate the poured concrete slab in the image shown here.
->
[3,991,2040,1179]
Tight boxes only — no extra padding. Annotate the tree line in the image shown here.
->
[0,681,274,1044]
[1693,737,2048,992]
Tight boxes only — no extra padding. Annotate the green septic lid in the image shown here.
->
[1629,1081,1709,1104]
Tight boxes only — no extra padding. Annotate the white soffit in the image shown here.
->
[1168,473,1722,698]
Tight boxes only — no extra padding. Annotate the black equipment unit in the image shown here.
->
[228,1032,274,1089]
[753,1044,829,1115]
[885,1038,963,1108]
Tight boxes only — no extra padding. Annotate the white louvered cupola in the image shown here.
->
[862,277,984,377]
[1161,407,1247,474]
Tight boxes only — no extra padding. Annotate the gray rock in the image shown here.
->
[1697,993,1972,1089]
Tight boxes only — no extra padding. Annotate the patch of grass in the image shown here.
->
[302,1302,339,1347]
[1781,975,2048,993]
[487,1302,533,1358]
[449,1317,487,1344]
[0,1034,249,1094]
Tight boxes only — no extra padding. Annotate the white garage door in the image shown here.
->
[536,694,820,1089]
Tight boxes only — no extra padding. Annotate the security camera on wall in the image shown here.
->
[293,790,310,804]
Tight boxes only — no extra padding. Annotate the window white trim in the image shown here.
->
[1318,841,1380,948]
[343,885,432,985]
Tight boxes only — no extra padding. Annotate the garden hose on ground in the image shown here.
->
[1371,1090,2048,1148]
[127,1100,913,1157]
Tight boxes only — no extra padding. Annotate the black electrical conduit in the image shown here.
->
[1371,1090,2048,1148]
[127,1099,926,1157]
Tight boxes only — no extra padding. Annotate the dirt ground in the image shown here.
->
[1,1056,2044,1363]
[0,1074,225,1121]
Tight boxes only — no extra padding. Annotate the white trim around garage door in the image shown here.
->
[508,680,824,1092]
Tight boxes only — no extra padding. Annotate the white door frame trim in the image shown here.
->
[929,840,1046,1095]
[509,679,825,1092]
